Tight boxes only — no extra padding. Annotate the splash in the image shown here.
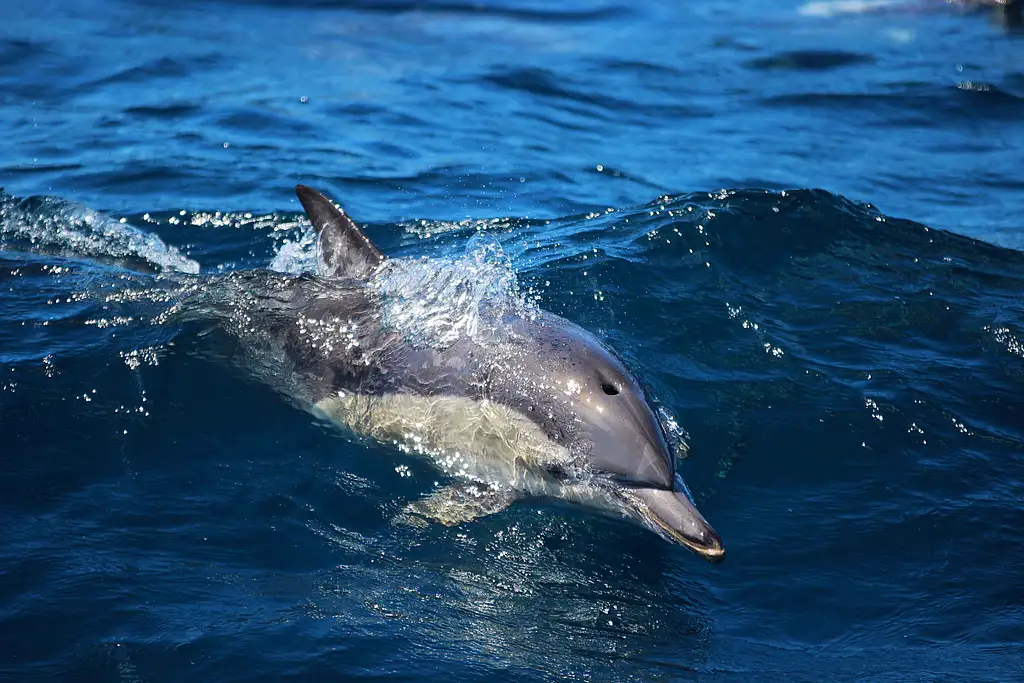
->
[372,235,539,349]
[0,190,199,274]
[797,0,906,17]
[263,210,538,351]
[268,225,318,275]
[657,405,692,463]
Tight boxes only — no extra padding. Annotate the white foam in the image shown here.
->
[268,226,318,275]
[372,235,537,349]
[0,192,199,274]
[798,0,905,17]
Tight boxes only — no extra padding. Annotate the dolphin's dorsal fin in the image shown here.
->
[295,184,385,279]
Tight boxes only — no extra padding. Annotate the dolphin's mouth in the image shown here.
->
[648,510,725,562]
[620,485,725,562]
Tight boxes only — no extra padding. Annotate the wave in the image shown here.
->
[0,190,199,274]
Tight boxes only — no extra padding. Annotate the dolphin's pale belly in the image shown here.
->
[313,391,572,494]
[312,391,632,527]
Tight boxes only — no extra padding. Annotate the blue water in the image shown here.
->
[2,0,1024,680]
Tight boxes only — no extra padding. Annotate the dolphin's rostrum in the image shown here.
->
[227,185,724,561]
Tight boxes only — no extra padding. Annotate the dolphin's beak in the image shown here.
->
[626,486,725,562]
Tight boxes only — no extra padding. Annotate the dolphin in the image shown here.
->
[214,185,724,561]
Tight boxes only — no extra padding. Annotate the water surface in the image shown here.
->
[2,0,1023,680]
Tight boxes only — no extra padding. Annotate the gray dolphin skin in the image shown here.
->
[223,185,724,561]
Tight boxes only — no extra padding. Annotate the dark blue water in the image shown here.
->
[2,0,1024,680]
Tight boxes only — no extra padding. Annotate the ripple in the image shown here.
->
[481,67,708,122]
[0,38,50,70]
[83,54,223,89]
[206,0,631,23]
[123,103,202,119]
[745,50,876,71]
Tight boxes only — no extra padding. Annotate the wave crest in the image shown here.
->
[0,190,199,274]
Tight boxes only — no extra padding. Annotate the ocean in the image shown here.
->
[1,0,1023,680]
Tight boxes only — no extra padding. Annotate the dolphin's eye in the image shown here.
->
[600,381,620,396]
